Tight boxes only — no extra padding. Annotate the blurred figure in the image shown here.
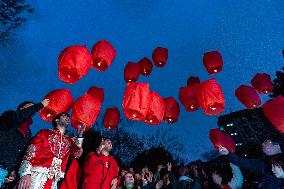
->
[219,139,284,189]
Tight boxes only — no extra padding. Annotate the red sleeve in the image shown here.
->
[18,130,47,177]
[69,138,83,158]
[83,152,99,177]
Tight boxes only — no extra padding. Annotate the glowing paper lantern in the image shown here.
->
[103,108,120,130]
[122,82,150,121]
[71,93,102,130]
[197,78,225,115]
[152,47,168,67]
[251,73,273,94]
[145,91,165,125]
[235,85,261,109]
[91,40,116,71]
[124,62,141,83]
[179,86,199,112]
[187,76,200,86]
[209,128,236,153]
[58,45,92,84]
[39,89,74,122]
[164,97,180,124]
[203,51,223,74]
[139,57,153,76]
[263,96,284,133]
[87,86,104,103]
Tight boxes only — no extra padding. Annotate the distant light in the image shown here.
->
[244,154,247,157]
[226,123,234,127]
[236,143,243,146]
[230,132,237,136]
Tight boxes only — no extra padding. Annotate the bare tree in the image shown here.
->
[142,127,184,155]
[0,0,33,44]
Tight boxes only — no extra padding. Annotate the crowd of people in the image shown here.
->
[1,99,284,189]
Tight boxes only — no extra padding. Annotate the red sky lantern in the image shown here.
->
[179,86,199,112]
[209,128,236,153]
[145,91,165,125]
[251,73,273,94]
[91,40,116,71]
[196,78,225,115]
[124,62,141,83]
[139,57,153,76]
[87,86,104,103]
[203,51,223,74]
[40,89,74,122]
[187,76,200,86]
[71,93,102,131]
[152,47,168,67]
[263,96,284,133]
[122,82,150,121]
[103,107,120,130]
[58,45,92,84]
[164,97,180,124]
[235,85,261,109]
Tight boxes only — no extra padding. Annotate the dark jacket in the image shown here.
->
[226,152,282,189]
[0,103,43,171]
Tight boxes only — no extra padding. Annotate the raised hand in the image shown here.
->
[167,162,172,172]
[219,146,229,155]
[77,124,86,137]
[41,99,50,107]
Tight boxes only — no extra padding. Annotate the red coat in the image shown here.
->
[18,129,82,189]
[60,159,81,189]
[82,152,119,189]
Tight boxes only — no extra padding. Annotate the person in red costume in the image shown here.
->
[17,112,85,189]
[82,138,119,189]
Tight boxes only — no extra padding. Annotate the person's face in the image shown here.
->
[124,173,134,185]
[163,174,169,184]
[101,139,112,152]
[57,114,70,128]
[121,170,127,177]
[212,172,222,186]
[272,164,284,178]
[19,103,34,110]
[135,173,141,181]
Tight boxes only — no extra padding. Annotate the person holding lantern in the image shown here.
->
[82,138,119,189]
[17,112,85,189]
[0,99,50,188]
